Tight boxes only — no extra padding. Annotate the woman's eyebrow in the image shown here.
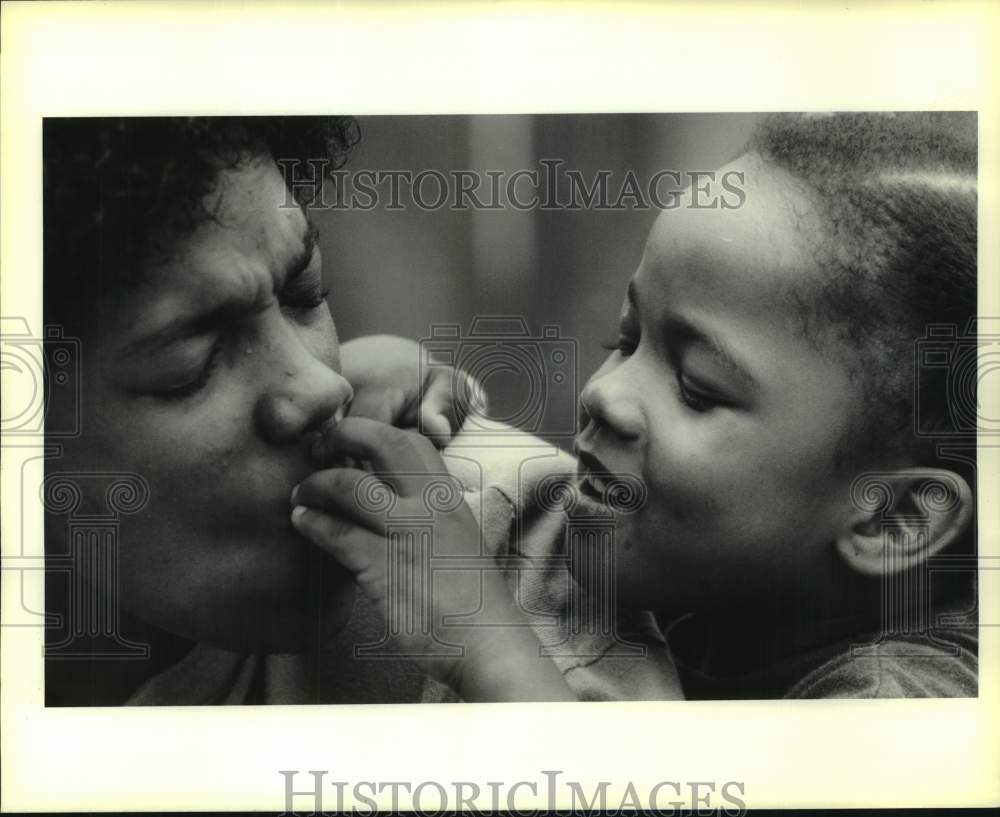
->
[121,220,320,359]
[275,219,320,293]
[120,300,255,359]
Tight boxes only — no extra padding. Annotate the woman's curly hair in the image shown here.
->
[43,116,360,323]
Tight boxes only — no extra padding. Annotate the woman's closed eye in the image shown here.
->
[279,266,330,311]
[155,342,224,401]
[144,276,330,402]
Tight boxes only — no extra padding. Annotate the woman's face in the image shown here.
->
[56,158,356,652]
[574,156,865,618]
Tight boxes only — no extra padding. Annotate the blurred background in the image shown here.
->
[316,114,761,446]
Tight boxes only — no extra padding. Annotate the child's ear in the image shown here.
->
[836,468,973,577]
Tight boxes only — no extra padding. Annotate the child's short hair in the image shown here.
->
[746,112,977,472]
[43,116,359,328]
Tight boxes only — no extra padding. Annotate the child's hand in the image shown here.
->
[338,335,485,447]
[290,417,574,702]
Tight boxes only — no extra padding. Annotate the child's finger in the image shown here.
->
[347,385,411,427]
[312,417,443,493]
[293,467,399,534]
[420,369,487,444]
[461,371,488,417]
[418,369,456,444]
[418,402,455,449]
[290,505,385,576]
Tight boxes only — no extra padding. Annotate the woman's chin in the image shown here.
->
[204,576,357,654]
[147,554,359,654]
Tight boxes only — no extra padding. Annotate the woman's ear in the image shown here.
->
[836,468,973,577]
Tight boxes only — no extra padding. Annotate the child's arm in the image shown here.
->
[339,335,485,447]
[290,416,576,702]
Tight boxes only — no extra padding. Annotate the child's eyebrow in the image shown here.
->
[628,280,756,389]
[664,317,758,389]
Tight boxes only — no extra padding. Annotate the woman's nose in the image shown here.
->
[253,337,354,447]
[579,368,644,442]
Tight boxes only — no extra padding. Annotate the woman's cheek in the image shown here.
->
[127,399,248,481]
[299,308,341,371]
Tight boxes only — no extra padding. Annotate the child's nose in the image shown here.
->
[579,373,643,442]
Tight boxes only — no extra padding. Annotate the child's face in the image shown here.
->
[54,159,356,652]
[576,156,865,617]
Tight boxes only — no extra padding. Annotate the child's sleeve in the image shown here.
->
[784,629,977,699]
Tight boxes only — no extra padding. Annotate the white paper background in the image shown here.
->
[2,1,998,810]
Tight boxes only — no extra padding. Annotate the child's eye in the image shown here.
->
[677,375,727,413]
[600,335,638,356]
[158,344,223,400]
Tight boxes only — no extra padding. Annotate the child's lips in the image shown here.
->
[575,449,614,504]
[577,468,611,501]
[574,448,647,513]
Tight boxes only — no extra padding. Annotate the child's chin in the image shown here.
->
[566,526,633,580]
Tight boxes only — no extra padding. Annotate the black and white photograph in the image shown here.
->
[39,111,979,707]
[2,1,997,813]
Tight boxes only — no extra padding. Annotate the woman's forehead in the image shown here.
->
[101,162,313,344]
[192,161,308,257]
